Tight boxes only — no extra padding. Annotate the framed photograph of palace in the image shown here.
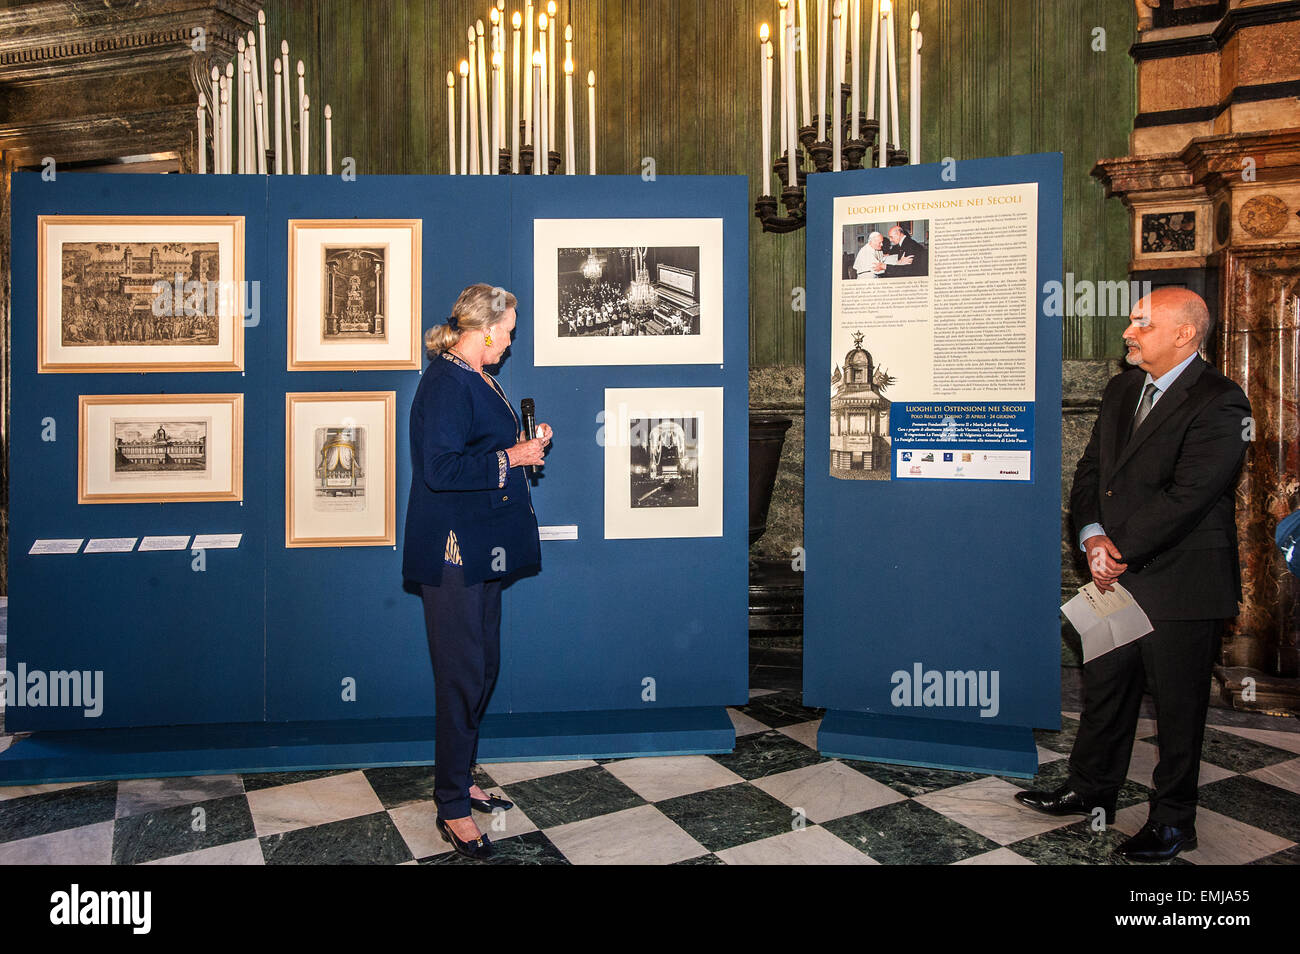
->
[287,219,422,371]
[78,394,244,504]
[285,391,396,548]
[533,218,724,366]
[39,215,245,373]
[603,387,724,540]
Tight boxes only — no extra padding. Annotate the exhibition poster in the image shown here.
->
[829,182,1038,482]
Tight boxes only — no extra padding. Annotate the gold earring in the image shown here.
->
[484,333,493,347]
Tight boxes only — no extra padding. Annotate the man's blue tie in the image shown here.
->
[1128,382,1159,443]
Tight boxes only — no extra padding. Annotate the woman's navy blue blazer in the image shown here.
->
[402,353,540,586]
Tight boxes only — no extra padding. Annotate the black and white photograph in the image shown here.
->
[829,329,895,480]
[604,387,723,539]
[841,219,930,279]
[534,218,724,366]
[313,425,367,512]
[629,417,699,509]
[557,246,701,338]
[112,419,210,478]
[322,246,387,341]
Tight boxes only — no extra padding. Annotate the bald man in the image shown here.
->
[1015,288,1251,862]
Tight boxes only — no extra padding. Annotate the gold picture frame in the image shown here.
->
[285,391,396,547]
[287,219,422,371]
[78,393,244,504]
[40,215,245,373]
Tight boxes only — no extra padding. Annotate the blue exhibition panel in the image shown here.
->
[804,155,1063,776]
[2,172,747,782]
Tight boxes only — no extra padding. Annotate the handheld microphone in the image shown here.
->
[520,398,537,477]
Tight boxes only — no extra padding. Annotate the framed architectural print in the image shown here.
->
[78,394,243,504]
[39,215,245,373]
[287,219,422,370]
[285,391,396,547]
[533,218,724,366]
[603,387,724,539]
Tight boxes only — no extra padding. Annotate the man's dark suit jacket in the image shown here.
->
[1070,355,1250,620]
[885,235,928,278]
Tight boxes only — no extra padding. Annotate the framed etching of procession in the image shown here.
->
[39,215,245,373]
[285,392,396,548]
[287,220,421,370]
[78,394,243,504]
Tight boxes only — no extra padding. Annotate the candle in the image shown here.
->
[885,1,900,148]
[467,29,479,173]
[255,90,267,174]
[197,96,207,174]
[446,71,456,174]
[832,0,842,171]
[910,12,921,164]
[587,70,595,174]
[281,41,293,174]
[297,59,306,147]
[524,0,534,146]
[760,26,772,196]
[512,12,521,172]
[492,51,503,174]
[786,1,797,188]
[244,58,254,174]
[815,0,825,141]
[537,13,548,160]
[258,11,268,117]
[301,93,309,174]
[236,38,245,174]
[539,49,548,173]
[221,76,231,175]
[564,57,575,174]
[532,55,541,174]
[248,30,265,157]
[323,104,332,175]
[490,7,502,154]
[778,0,789,149]
[798,0,810,127]
[851,0,860,139]
[866,0,879,120]
[210,66,221,173]
[476,20,489,174]
[547,2,557,149]
[878,0,888,165]
[273,58,282,174]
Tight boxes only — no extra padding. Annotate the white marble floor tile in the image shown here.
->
[953,846,1036,865]
[727,707,768,737]
[245,770,384,838]
[115,775,245,818]
[145,838,265,865]
[1211,725,1300,755]
[476,759,597,785]
[0,819,114,864]
[1036,745,1065,764]
[387,800,539,859]
[545,804,704,865]
[603,755,743,802]
[917,776,1080,845]
[717,826,877,865]
[752,759,905,823]
[1111,804,1293,864]
[0,780,94,801]
[1134,718,1159,739]
[778,719,821,749]
[1249,757,1300,796]
[1125,740,1235,789]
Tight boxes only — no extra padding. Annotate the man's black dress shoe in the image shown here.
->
[1014,784,1116,824]
[1116,820,1197,863]
[469,792,513,813]
[436,817,494,860]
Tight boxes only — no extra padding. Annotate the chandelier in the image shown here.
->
[626,248,657,314]
[581,248,604,282]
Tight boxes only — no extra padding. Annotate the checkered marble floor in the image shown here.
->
[2,682,1298,865]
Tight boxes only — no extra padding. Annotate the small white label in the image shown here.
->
[191,533,242,549]
[538,525,578,541]
[29,538,84,555]
[84,537,138,553]
[139,536,193,552]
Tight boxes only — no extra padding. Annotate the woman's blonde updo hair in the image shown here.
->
[425,283,518,357]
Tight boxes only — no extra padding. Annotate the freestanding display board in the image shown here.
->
[2,172,749,783]
[804,154,1064,776]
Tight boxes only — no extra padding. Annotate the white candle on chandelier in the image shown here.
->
[255,90,267,174]
[564,58,575,174]
[532,54,542,174]
[273,59,283,174]
[197,95,207,174]
[878,0,888,166]
[244,58,255,173]
[296,59,306,138]
[866,0,879,120]
[797,0,810,127]
[885,0,900,149]
[547,2,557,150]
[587,70,596,174]
[537,14,548,165]
[258,10,268,116]
[220,78,230,174]
[459,60,470,175]
[851,0,861,139]
[476,20,490,174]
[539,49,549,173]
[467,30,480,173]
[512,12,521,172]
[210,66,221,172]
[786,1,797,188]
[910,12,921,164]
[524,0,534,146]
[324,104,333,175]
[248,30,266,156]
[236,38,246,174]
[280,41,293,174]
[832,0,842,171]
[490,8,503,150]
[814,0,825,141]
[760,25,772,197]
[300,94,309,174]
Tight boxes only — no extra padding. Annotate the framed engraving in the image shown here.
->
[78,394,243,503]
[288,220,421,370]
[603,387,724,539]
[39,215,245,373]
[285,391,396,547]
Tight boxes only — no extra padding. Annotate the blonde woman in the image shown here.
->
[402,283,552,860]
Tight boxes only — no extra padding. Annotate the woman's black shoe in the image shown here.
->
[469,793,514,813]
[436,817,493,860]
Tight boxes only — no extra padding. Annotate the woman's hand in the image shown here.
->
[507,438,546,468]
